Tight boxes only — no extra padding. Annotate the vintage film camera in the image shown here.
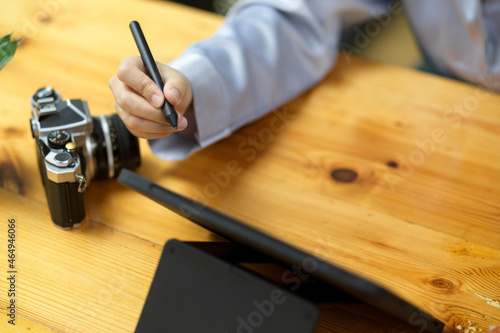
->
[30,87,141,229]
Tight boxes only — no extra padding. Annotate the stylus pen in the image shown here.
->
[129,20,178,129]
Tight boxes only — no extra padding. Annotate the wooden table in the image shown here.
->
[1,0,499,332]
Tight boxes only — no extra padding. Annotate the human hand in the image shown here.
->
[108,56,192,139]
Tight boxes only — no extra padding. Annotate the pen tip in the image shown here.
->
[163,111,179,129]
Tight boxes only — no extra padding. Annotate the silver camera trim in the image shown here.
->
[45,158,84,184]
[98,115,116,178]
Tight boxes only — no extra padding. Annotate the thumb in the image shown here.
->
[150,91,165,109]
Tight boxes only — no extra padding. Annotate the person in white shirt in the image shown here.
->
[108,0,500,161]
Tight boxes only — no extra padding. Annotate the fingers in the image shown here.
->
[110,74,167,124]
[116,56,165,108]
[162,67,193,114]
[115,101,188,139]
[110,76,188,138]
[109,56,193,139]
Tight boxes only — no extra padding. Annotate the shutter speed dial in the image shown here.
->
[48,130,71,149]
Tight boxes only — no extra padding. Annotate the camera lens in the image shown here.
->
[92,114,141,179]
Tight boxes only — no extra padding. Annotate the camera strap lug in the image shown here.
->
[76,174,88,193]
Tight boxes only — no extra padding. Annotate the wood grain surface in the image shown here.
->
[1,0,499,332]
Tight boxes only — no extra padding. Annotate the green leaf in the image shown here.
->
[0,33,12,45]
[0,34,21,70]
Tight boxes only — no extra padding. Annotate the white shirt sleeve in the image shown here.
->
[150,0,389,161]
[402,0,500,91]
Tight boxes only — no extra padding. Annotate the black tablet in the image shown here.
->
[118,169,444,333]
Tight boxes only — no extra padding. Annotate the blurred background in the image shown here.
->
[169,0,423,68]
[0,0,423,70]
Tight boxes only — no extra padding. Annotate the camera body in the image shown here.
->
[30,87,140,229]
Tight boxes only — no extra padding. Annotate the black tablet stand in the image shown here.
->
[135,240,320,333]
[135,240,443,333]
[118,169,444,333]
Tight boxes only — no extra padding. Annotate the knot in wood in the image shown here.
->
[431,278,454,290]
[386,160,398,168]
[425,277,461,295]
[330,168,358,183]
